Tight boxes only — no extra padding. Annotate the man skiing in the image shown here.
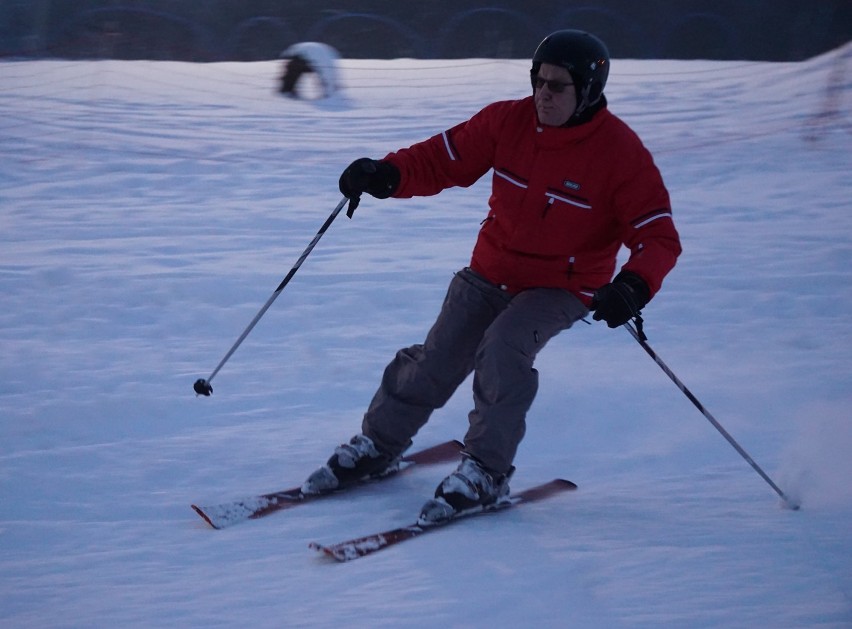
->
[302,30,681,525]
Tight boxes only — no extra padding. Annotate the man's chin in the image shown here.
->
[537,112,566,126]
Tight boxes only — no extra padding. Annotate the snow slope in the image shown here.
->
[1,47,850,628]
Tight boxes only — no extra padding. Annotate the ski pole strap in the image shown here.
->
[632,313,648,341]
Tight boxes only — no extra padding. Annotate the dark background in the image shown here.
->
[2,0,850,62]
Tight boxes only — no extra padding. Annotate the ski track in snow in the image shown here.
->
[1,50,851,627]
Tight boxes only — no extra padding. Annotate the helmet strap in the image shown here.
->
[564,93,607,127]
[573,83,592,116]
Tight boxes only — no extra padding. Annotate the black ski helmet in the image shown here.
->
[531,30,610,114]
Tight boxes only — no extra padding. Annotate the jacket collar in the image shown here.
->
[530,97,610,146]
[565,95,607,127]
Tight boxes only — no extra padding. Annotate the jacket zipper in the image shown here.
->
[566,256,575,278]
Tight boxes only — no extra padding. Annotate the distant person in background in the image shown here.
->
[302,30,681,524]
[279,42,340,99]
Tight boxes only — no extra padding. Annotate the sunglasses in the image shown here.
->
[532,76,574,94]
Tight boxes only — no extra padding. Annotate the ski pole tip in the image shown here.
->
[193,378,213,396]
[781,496,801,511]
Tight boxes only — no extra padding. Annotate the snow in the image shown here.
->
[1,47,851,628]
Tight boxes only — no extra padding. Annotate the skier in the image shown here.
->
[278,42,340,99]
[302,30,681,524]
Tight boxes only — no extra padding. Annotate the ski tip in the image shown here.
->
[555,478,578,490]
[191,505,221,530]
[309,541,349,562]
[308,541,327,554]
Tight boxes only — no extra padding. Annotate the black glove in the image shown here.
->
[591,270,650,328]
[339,158,400,217]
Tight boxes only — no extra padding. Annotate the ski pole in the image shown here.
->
[624,318,800,510]
[193,196,348,396]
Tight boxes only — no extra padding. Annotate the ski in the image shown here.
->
[309,478,577,562]
[191,440,463,529]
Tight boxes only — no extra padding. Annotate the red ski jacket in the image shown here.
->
[383,96,681,305]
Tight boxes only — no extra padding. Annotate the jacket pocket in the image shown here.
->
[533,191,595,255]
[543,190,592,213]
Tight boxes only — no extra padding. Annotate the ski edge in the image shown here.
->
[309,478,577,562]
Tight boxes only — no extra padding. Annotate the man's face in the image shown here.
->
[533,63,577,126]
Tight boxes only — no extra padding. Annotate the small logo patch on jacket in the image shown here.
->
[563,179,581,190]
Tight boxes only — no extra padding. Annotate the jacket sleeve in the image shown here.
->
[611,136,682,300]
[382,102,508,198]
